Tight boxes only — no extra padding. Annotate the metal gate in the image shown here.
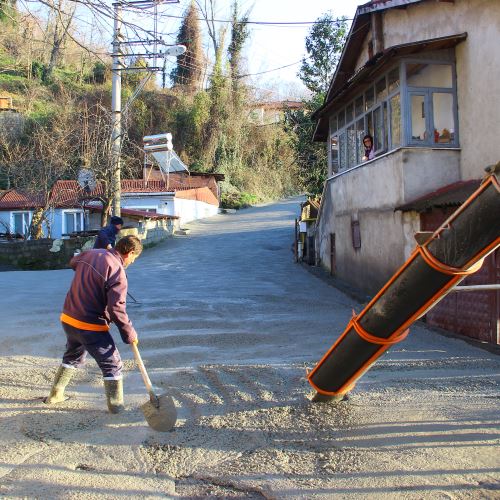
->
[422,209,499,344]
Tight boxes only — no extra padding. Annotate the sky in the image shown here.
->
[121,0,363,99]
[235,0,362,98]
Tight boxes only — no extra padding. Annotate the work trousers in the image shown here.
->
[61,322,123,380]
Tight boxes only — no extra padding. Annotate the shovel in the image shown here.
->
[131,342,177,432]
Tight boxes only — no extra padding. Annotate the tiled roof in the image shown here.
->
[174,187,219,207]
[0,177,221,210]
[0,189,46,209]
[395,180,481,212]
[51,177,218,207]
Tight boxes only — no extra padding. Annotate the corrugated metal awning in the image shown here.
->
[395,179,481,212]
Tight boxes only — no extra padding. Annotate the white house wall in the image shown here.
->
[0,210,52,238]
[120,195,174,216]
[380,0,500,179]
[173,198,219,224]
[317,148,460,292]
[121,194,218,224]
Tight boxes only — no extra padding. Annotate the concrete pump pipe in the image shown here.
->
[308,165,500,399]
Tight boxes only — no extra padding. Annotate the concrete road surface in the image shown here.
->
[0,198,499,499]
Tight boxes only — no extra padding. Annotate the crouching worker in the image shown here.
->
[45,235,143,414]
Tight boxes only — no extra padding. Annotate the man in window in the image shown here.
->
[362,134,375,161]
[93,215,123,250]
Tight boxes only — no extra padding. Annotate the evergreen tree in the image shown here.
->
[298,12,347,97]
[227,1,250,84]
[286,12,347,194]
[170,1,204,91]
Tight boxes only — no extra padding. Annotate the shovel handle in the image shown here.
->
[131,342,153,394]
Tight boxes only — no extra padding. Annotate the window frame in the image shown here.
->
[328,54,459,175]
[11,211,31,236]
[62,210,84,235]
[402,58,459,148]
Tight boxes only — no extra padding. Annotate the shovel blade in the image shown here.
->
[140,393,177,432]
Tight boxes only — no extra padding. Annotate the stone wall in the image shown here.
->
[0,217,178,270]
[119,217,178,247]
[0,213,179,270]
[0,237,95,270]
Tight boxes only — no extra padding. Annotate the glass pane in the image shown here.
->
[356,118,365,163]
[329,114,337,134]
[338,108,345,129]
[365,87,374,110]
[390,94,401,149]
[13,213,23,234]
[346,103,354,124]
[383,102,388,151]
[367,112,373,138]
[411,94,427,141]
[76,213,83,232]
[65,213,75,234]
[347,124,357,167]
[339,131,347,170]
[355,96,363,117]
[24,213,30,234]
[374,106,384,151]
[376,77,387,102]
[432,93,455,143]
[330,135,339,173]
[406,63,452,88]
[388,67,400,93]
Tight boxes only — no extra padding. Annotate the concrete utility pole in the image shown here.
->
[111,1,123,217]
[109,0,184,219]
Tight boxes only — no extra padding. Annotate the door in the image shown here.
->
[330,233,336,276]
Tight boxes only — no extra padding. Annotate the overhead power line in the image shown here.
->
[151,11,353,26]
[236,60,304,79]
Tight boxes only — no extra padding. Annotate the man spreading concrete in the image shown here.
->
[45,235,142,413]
[93,215,123,250]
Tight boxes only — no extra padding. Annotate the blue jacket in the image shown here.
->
[94,224,119,249]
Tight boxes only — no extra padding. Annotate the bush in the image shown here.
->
[31,61,47,81]
[88,62,109,84]
[221,190,259,210]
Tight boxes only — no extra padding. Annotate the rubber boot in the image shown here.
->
[104,379,124,414]
[44,365,75,404]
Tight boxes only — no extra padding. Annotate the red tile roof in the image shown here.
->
[0,189,46,209]
[0,176,221,210]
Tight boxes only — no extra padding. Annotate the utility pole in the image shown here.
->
[111,1,123,217]
[109,0,184,219]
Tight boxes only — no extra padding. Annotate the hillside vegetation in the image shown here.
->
[0,1,309,214]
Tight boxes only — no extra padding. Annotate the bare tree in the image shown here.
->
[44,0,76,80]
[194,0,220,57]
[0,101,78,238]
[79,100,138,226]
